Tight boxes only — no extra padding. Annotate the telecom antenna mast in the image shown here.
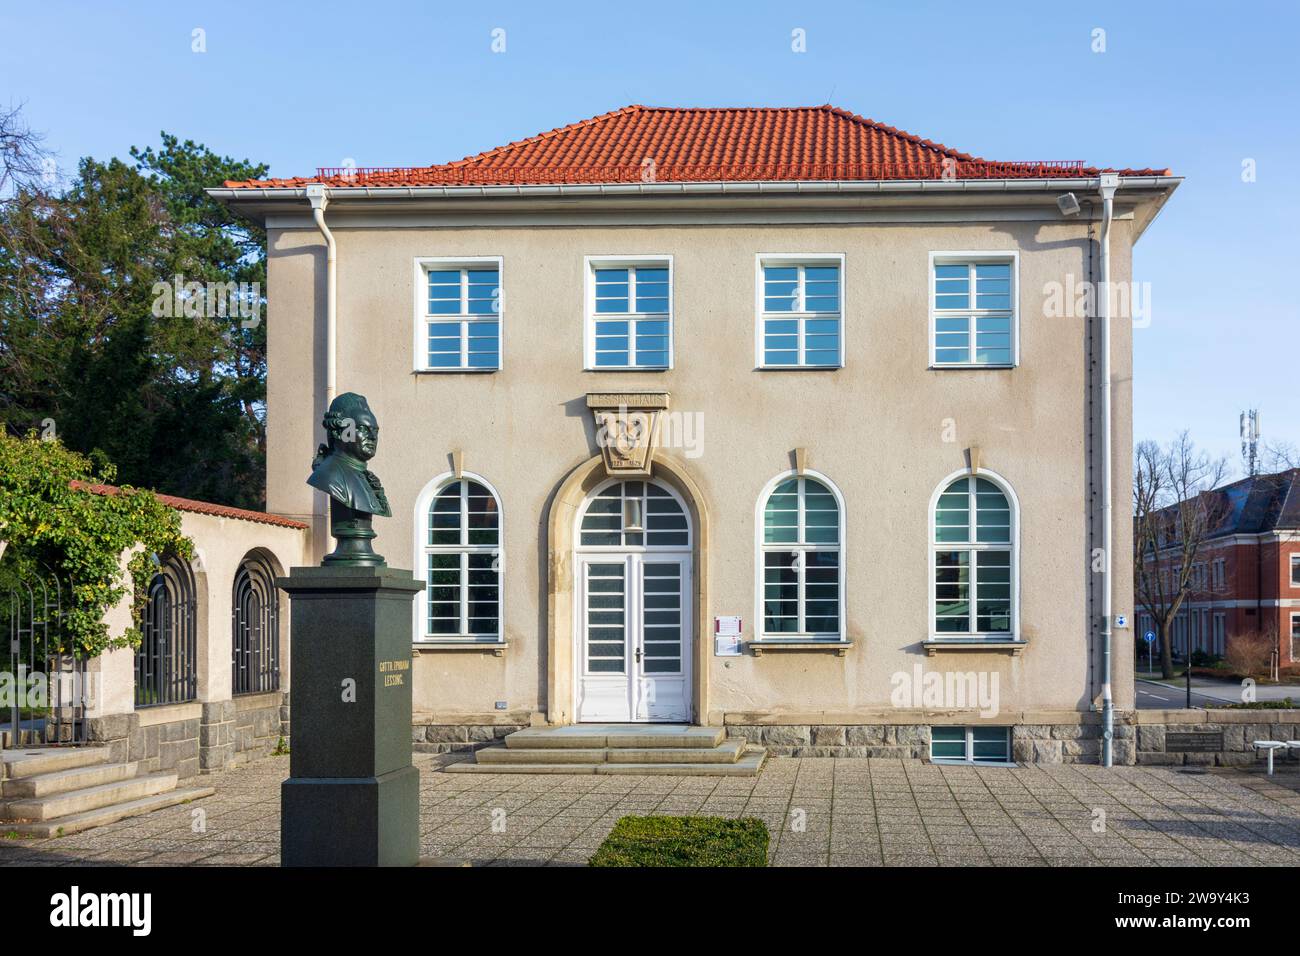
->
[1240,409,1261,476]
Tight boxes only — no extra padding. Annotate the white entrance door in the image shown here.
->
[577,554,691,722]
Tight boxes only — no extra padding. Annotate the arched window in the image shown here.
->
[757,473,843,639]
[421,477,501,640]
[232,551,280,695]
[578,479,689,548]
[135,555,197,706]
[931,473,1017,638]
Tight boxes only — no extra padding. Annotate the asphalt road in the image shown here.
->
[1135,680,1223,709]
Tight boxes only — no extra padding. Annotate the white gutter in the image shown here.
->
[206,175,1181,204]
[305,184,337,406]
[1098,172,1119,768]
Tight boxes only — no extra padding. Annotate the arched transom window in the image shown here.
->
[933,475,1014,637]
[759,475,842,638]
[579,480,689,548]
[425,479,500,639]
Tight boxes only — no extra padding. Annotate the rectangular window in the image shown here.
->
[416,258,502,371]
[930,726,1012,765]
[586,258,672,369]
[1291,554,1300,587]
[931,255,1016,367]
[1291,613,1300,663]
[758,257,843,368]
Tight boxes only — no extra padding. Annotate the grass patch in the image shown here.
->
[1207,698,1295,709]
[589,815,768,867]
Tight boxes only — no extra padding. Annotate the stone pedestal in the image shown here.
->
[278,565,423,867]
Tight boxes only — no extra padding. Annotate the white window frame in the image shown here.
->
[928,251,1019,369]
[929,726,1014,766]
[1291,611,1300,663]
[411,471,504,644]
[1290,554,1300,588]
[927,467,1021,642]
[583,255,674,371]
[753,253,846,370]
[753,469,847,643]
[412,256,504,373]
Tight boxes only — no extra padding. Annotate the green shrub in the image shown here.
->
[589,815,768,867]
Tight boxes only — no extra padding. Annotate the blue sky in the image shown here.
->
[3,0,1296,471]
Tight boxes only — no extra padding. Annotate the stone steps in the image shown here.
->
[0,787,217,838]
[1,746,113,780]
[2,760,139,799]
[447,724,767,776]
[2,772,180,821]
[0,746,214,836]
[477,739,748,765]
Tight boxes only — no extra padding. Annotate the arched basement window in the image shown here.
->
[759,474,843,639]
[135,555,197,707]
[424,478,501,639]
[932,474,1016,637]
[232,552,280,695]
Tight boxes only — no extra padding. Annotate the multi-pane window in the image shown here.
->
[760,476,841,638]
[423,264,500,370]
[760,261,841,367]
[579,481,688,548]
[931,727,1011,764]
[424,479,500,639]
[932,258,1014,366]
[589,262,671,368]
[933,475,1014,637]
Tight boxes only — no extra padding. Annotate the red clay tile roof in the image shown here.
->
[72,482,309,530]
[223,105,1170,189]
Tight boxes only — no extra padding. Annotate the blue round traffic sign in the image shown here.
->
[1143,631,1155,643]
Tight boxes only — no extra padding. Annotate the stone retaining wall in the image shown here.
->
[725,711,1300,767]
[85,710,200,779]
[200,691,287,771]
[1133,709,1300,767]
[412,722,529,754]
[88,692,287,778]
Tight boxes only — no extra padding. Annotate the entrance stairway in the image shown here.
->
[1,747,215,837]
[446,725,767,776]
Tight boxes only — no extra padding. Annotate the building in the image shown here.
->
[1137,468,1300,668]
[211,105,1181,765]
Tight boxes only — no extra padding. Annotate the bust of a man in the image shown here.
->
[308,392,391,517]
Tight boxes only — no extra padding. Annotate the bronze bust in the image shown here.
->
[309,392,390,566]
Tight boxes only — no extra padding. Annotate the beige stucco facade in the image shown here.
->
[244,186,1172,739]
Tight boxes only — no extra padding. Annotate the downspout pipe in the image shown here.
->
[305,184,337,406]
[1098,173,1119,768]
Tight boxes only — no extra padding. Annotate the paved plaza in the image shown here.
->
[3,753,1299,867]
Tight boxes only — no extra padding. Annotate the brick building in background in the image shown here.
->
[1139,468,1300,668]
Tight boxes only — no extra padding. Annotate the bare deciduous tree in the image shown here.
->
[1262,439,1300,472]
[1133,432,1231,678]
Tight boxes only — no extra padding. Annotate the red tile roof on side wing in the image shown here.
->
[72,481,309,530]
[223,105,1171,189]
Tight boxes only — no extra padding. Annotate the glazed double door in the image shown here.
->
[576,554,691,722]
